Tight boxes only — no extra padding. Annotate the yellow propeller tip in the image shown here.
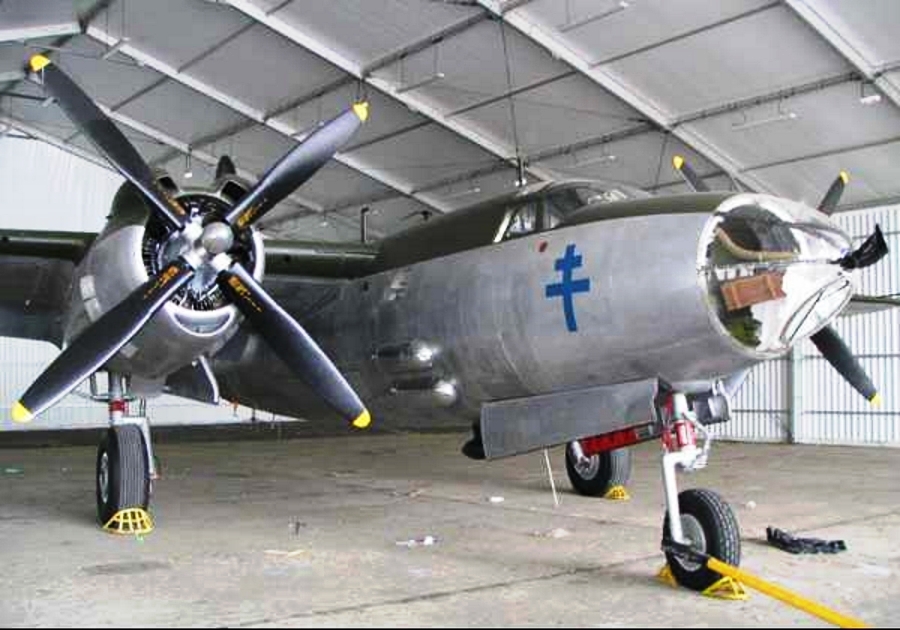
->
[29,55,51,72]
[869,393,882,408]
[11,402,33,424]
[672,155,684,170]
[353,101,369,122]
[839,170,850,184]
[351,409,371,429]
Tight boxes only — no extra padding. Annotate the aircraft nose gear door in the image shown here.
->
[658,391,741,591]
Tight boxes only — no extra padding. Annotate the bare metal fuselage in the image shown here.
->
[211,212,756,429]
[53,182,854,434]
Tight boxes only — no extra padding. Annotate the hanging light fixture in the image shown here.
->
[183,150,193,179]
[859,81,882,106]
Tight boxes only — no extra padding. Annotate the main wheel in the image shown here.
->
[96,425,150,526]
[565,443,632,497]
[663,488,741,591]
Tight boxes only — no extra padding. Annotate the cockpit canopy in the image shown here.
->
[494,180,649,242]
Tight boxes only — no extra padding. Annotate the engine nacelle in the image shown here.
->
[62,176,264,389]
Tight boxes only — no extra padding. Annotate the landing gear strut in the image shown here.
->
[92,372,155,532]
[658,391,740,591]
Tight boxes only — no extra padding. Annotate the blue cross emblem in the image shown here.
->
[545,244,591,332]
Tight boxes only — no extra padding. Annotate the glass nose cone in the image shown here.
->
[699,194,854,358]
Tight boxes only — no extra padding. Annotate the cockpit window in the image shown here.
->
[545,186,629,216]
[497,183,638,242]
[506,204,537,237]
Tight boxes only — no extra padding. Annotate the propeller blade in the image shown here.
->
[837,224,888,270]
[224,103,368,230]
[27,55,187,231]
[12,259,195,423]
[672,155,709,192]
[215,155,236,179]
[217,263,370,428]
[817,171,849,215]
[809,325,880,406]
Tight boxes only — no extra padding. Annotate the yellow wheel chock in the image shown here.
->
[657,564,747,600]
[603,485,630,501]
[102,508,154,535]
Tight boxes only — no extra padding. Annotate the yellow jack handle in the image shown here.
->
[705,557,867,628]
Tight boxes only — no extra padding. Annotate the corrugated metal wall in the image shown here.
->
[0,139,272,430]
[715,204,900,446]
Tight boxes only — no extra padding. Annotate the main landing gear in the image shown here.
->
[92,372,156,534]
[564,442,632,499]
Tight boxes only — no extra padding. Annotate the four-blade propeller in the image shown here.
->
[14,54,371,428]
[673,155,888,406]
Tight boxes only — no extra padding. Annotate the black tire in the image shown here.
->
[96,425,150,526]
[663,488,741,591]
[565,444,632,497]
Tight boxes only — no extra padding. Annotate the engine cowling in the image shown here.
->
[63,176,264,388]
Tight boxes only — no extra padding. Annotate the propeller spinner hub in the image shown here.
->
[200,222,234,256]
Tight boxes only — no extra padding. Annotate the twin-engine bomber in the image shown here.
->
[2,53,894,593]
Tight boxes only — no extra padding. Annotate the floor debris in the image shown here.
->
[396,535,438,548]
[532,527,571,539]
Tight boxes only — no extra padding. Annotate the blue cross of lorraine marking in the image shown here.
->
[545,243,591,332]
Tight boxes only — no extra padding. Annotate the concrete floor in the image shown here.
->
[1,431,899,627]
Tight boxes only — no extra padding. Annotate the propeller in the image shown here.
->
[809,325,880,406]
[672,155,887,406]
[27,55,187,232]
[816,171,849,215]
[16,54,371,428]
[672,155,709,193]
[224,103,368,230]
[217,264,369,427]
[13,260,195,422]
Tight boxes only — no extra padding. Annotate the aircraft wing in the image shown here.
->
[0,230,379,350]
[0,229,96,347]
[841,294,900,318]
[261,239,378,278]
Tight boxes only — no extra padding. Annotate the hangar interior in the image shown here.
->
[2,1,900,627]
[1,0,899,443]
